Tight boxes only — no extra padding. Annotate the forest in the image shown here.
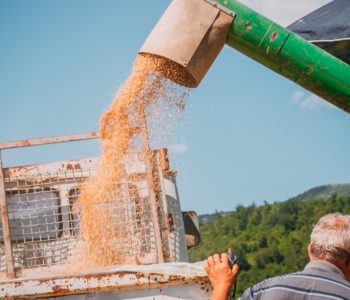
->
[188,188,350,297]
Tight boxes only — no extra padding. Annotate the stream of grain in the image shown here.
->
[67,53,194,271]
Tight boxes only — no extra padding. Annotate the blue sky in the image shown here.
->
[1,0,349,214]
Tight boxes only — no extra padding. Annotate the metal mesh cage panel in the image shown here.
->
[0,153,161,274]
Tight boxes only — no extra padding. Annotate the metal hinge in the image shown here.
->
[204,0,236,17]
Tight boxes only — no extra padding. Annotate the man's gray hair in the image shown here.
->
[310,213,350,263]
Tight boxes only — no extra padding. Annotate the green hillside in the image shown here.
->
[293,183,350,200]
[189,192,350,298]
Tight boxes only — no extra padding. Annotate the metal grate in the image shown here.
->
[2,167,90,270]
[0,153,161,274]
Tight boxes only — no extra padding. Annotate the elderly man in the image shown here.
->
[205,213,350,299]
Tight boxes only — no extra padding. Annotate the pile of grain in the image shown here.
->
[68,54,193,271]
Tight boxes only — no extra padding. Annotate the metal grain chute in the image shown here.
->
[140,0,234,87]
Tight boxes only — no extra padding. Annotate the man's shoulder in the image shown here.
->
[250,269,350,289]
[239,269,350,300]
[239,273,299,299]
[250,272,301,289]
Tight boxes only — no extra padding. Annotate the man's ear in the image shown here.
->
[344,257,350,280]
[346,256,350,268]
[307,244,313,260]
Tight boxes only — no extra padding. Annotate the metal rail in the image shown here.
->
[0,132,98,150]
[139,108,165,263]
[0,152,15,278]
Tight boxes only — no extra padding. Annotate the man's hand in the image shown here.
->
[204,253,239,300]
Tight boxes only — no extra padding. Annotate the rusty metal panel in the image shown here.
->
[0,263,210,299]
[3,157,98,186]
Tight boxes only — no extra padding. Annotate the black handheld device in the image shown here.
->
[227,248,238,299]
[228,248,237,268]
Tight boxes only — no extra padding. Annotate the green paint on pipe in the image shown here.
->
[216,0,350,113]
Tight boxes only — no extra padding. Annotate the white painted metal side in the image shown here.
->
[0,263,211,299]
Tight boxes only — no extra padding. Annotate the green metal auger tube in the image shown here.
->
[140,0,350,114]
[216,0,350,113]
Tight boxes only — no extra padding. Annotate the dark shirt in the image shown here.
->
[239,260,350,299]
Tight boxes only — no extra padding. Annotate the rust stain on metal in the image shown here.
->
[118,272,127,279]
[52,285,70,293]
[66,164,74,171]
[168,275,186,282]
[270,31,278,42]
[19,140,31,147]
[159,149,170,172]
[14,281,24,288]
[335,40,348,51]
[8,165,38,177]
[135,272,146,279]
